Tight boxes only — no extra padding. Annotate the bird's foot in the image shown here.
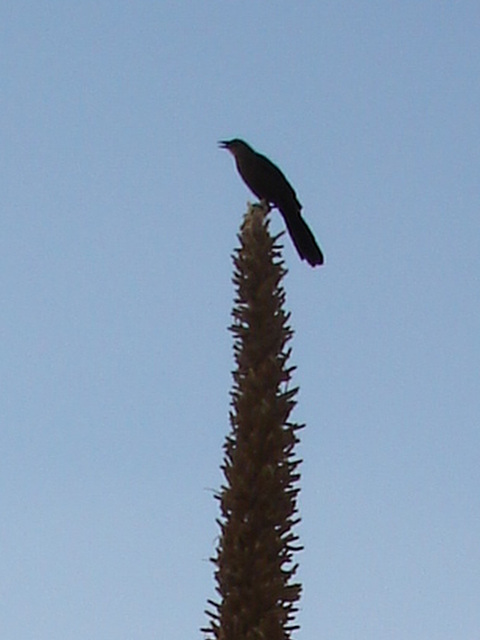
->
[250,199,271,217]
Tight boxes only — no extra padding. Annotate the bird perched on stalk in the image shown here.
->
[219,138,324,267]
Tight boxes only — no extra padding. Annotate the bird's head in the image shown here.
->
[218,138,251,157]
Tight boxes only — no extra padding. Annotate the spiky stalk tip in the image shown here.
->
[204,203,303,640]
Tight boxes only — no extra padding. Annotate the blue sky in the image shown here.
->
[1,2,479,639]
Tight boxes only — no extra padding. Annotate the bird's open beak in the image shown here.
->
[218,140,230,149]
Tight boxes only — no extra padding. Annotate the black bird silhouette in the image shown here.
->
[219,139,324,266]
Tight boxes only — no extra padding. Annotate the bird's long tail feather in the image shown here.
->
[281,209,324,267]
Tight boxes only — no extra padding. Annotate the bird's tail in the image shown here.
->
[281,209,324,267]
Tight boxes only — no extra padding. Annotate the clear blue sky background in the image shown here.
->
[1,2,479,639]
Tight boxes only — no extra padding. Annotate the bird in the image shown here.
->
[219,138,324,267]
